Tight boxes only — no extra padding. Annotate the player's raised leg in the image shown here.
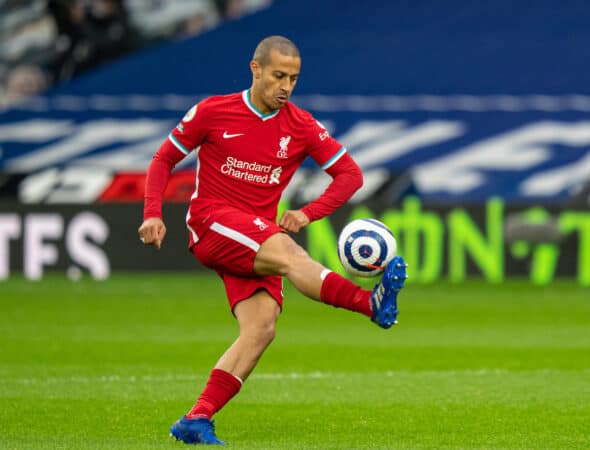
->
[368,256,408,328]
[254,233,407,327]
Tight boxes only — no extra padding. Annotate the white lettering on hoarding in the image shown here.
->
[24,214,63,280]
[66,212,110,280]
[413,121,590,194]
[0,215,21,279]
[0,212,110,280]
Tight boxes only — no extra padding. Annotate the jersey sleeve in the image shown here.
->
[298,112,363,222]
[167,99,211,156]
[300,152,363,222]
[143,99,211,220]
[303,113,347,170]
[143,139,185,220]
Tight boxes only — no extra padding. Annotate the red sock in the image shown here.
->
[186,369,243,419]
[319,271,372,317]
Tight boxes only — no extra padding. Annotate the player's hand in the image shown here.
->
[138,217,167,250]
[279,209,310,233]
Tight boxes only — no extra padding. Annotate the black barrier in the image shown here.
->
[0,203,195,279]
[1,199,588,285]
[316,198,588,286]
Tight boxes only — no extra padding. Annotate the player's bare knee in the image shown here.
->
[259,321,276,345]
[242,320,276,346]
[280,240,311,274]
[256,233,311,276]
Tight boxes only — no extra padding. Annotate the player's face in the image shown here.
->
[250,49,300,113]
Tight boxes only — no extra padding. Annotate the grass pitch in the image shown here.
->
[1,274,589,449]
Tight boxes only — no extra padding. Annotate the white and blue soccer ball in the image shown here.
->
[337,218,397,277]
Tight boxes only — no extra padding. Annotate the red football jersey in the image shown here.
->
[168,90,346,222]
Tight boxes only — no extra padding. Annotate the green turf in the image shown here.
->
[1,274,589,449]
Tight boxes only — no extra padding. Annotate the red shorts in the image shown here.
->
[190,205,285,311]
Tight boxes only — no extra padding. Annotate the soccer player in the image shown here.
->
[138,35,407,445]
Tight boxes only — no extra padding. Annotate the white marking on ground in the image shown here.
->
[2,368,587,385]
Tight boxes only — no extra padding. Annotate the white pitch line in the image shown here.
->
[1,368,588,386]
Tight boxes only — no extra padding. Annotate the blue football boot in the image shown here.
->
[370,256,408,329]
[170,416,225,445]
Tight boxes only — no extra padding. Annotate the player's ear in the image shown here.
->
[250,60,262,79]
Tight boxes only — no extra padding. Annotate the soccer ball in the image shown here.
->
[337,218,397,277]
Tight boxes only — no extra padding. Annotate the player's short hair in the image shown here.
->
[253,35,300,66]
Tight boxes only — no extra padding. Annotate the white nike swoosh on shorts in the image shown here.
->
[223,131,245,139]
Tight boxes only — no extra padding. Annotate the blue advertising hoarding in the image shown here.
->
[1,0,590,206]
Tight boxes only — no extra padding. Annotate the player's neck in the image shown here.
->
[248,88,277,115]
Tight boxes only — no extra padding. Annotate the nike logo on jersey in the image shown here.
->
[223,131,245,139]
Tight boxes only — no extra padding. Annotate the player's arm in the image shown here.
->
[279,150,363,232]
[301,150,363,219]
[279,111,364,232]
[139,102,207,248]
[138,138,187,249]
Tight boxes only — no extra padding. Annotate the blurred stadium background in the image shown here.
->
[1,0,590,283]
[1,1,589,449]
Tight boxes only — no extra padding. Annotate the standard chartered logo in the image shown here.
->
[269,167,282,184]
[221,156,282,184]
